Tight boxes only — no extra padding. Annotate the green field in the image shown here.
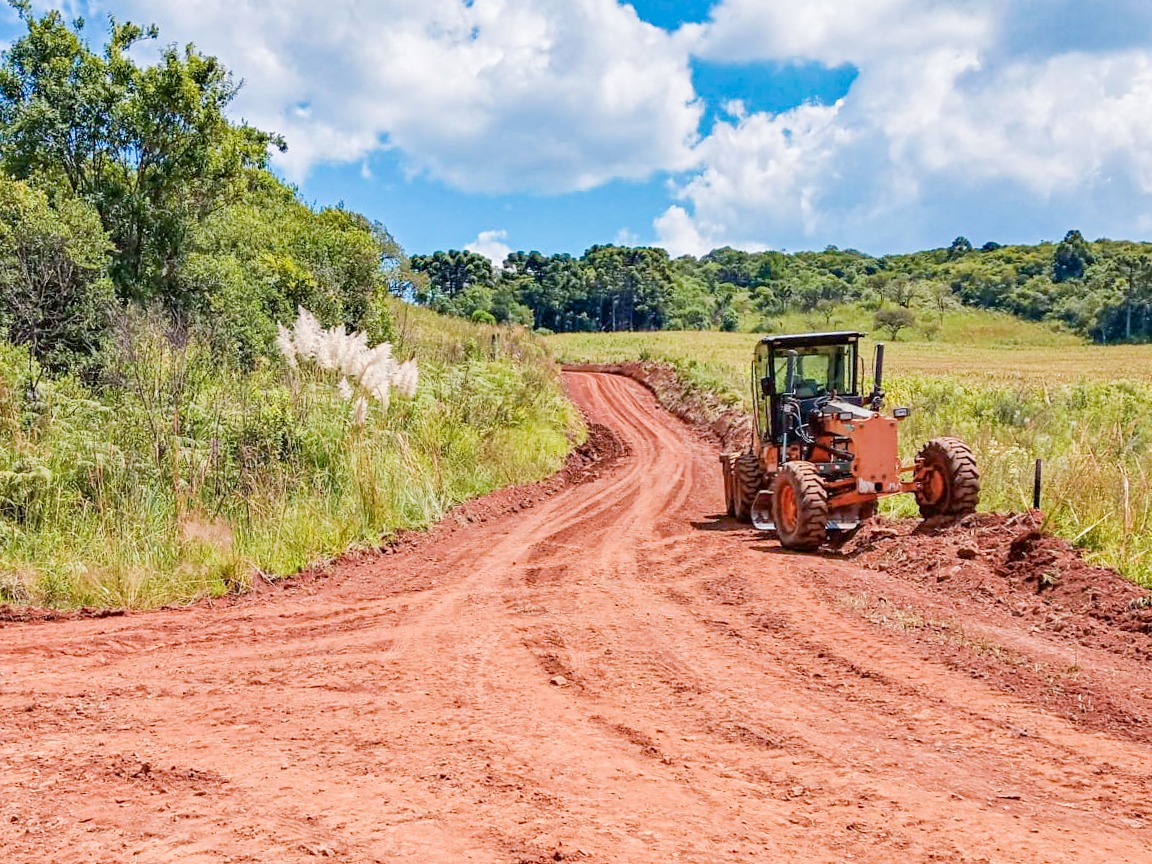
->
[550,310,1152,587]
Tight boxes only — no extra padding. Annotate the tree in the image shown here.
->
[583,245,675,331]
[537,255,588,331]
[1052,229,1093,283]
[1110,254,1152,342]
[409,250,494,309]
[927,282,955,319]
[0,178,113,374]
[0,1,283,306]
[702,246,755,288]
[873,306,916,340]
[947,236,973,259]
[881,276,922,308]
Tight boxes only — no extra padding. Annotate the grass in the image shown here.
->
[0,301,581,608]
[549,307,1152,588]
[551,307,1150,388]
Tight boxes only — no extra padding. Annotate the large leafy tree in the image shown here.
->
[1052,229,1094,283]
[0,1,284,307]
[583,245,675,331]
[178,174,414,363]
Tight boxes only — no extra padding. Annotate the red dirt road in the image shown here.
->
[2,371,1151,863]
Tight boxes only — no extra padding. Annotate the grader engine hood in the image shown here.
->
[821,400,904,495]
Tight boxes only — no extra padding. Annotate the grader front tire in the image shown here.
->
[771,461,828,551]
[914,437,981,518]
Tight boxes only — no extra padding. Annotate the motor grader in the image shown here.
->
[720,331,980,550]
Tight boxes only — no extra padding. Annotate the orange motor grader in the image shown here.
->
[720,331,980,550]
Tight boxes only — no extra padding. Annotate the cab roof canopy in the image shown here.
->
[758,331,865,349]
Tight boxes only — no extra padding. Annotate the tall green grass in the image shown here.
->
[550,315,1152,587]
[0,302,580,608]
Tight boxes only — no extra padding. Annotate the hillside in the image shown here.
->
[411,234,1152,346]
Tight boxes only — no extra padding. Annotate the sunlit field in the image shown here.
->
[551,309,1152,390]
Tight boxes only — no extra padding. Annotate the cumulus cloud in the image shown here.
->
[686,0,990,67]
[93,0,701,192]
[656,101,854,256]
[466,229,513,267]
[52,1,1152,253]
[657,1,1152,253]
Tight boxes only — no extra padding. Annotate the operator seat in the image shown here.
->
[794,379,821,399]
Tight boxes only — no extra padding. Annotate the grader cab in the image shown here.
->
[720,331,980,550]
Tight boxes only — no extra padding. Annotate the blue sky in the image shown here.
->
[4,2,1152,262]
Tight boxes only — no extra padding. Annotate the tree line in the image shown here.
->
[413,232,1152,344]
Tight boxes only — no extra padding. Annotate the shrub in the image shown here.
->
[0,178,113,375]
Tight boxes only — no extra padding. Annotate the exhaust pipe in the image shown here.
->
[870,343,885,411]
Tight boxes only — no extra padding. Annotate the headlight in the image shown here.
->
[892,407,911,418]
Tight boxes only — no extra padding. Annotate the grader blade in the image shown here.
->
[750,490,775,531]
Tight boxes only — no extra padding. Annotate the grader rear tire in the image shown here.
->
[914,437,981,517]
[771,461,828,551]
[732,454,763,523]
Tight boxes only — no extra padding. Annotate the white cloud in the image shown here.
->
[685,0,991,67]
[93,0,701,192]
[658,1,1152,252]
[658,101,852,255]
[466,229,512,267]
[652,206,709,258]
[613,227,640,247]
[46,1,1152,253]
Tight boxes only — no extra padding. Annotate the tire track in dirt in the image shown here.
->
[1,371,1150,863]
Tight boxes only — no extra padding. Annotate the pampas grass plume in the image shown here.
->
[276,325,297,369]
[286,307,417,409]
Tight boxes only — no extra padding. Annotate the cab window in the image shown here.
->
[773,344,853,397]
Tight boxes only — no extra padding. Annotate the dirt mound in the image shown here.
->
[563,362,751,450]
[556,421,631,485]
[0,605,126,625]
[840,511,1152,660]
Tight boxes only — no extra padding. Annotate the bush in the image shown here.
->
[471,309,497,325]
[0,178,113,374]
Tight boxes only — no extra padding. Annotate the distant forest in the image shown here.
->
[412,232,1152,343]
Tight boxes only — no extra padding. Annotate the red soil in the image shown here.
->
[1,372,1150,863]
